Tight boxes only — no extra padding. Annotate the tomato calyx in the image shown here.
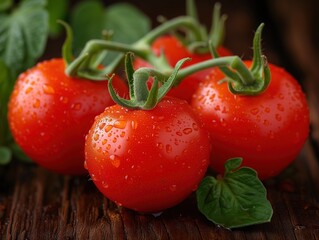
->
[185,1,227,54]
[108,53,190,110]
[212,23,271,96]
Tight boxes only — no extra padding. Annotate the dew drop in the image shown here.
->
[105,125,113,133]
[59,96,69,104]
[120,131,125,137]
[91,173,97,181]
[93,134,100,141]
[176,131,182,136]
[43,84,55,94]
[33,99,40,108]
[157,142,163,150]
[84,160,88,170]
[25,87,33,94]
[101,181,109,189]
[131,120,138,129]
[166,144,172,153]
[109,154,120,168]
[275,114,282,121]
[277,104,284,112]
[102,139,107,145]
[99,123,106,130]
[169,184,177,192]
[264,107,270,113]
[114,120,127,129]
[71,103,81,110]
[183,128,193,135]
[263,120,269,126]
[192,123,199,131]
[250,108,259,115]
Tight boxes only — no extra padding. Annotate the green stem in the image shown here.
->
[66,16,204,78]
[176,56,252,85]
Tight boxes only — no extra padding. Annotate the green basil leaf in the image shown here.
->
[0,147,11,165]
[0,0,49,76]
[196,158,273,229]
[46,0,69,37]
[0,0,12,11]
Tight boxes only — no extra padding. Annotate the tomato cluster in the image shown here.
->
[7,12,310,214]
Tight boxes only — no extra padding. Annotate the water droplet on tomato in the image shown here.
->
[250,108,259,115]
[71,103,81,110]
[99,123,106,130]
[120,131,125,137]
[114,120,127,129]
[183,128,192,135]
[176,131,182,136]
[104,125,113,133]
[166,144,172,153]
[157,142,163,150]
[93,134,100,141]
[91,173,97,181]
[25,87,33,94]
[33,99,40,108]
[101,181,109,189]
[112,137,117,143]
[109,154,120,168]
[263,120,269,126]
[43,84,55,94]
[277,104,284,112]
[192,123,199,131]
[131,120,138,129]
[264,107,270,113]
[169,184,177,192]
[166,126,172,132]
[102,139,107,145]
[275,114,282,121]
[59,96,69,104]
[84,160,88,170]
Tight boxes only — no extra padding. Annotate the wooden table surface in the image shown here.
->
[1,0,319,239]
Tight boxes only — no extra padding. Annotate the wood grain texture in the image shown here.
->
[1,142,319,239]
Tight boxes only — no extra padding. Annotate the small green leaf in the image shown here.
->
[0,0,49,75]
[197,158,273,229]
[0,0,12,11]
[0,147,11,165]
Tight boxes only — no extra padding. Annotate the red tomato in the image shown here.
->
[191,62,310,180]
[85,97,211,212]
[134,35,232,103]
[8,58,128,175]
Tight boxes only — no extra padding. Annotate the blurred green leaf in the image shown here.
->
[0,147,11,165]
[47,0,69,37]
[0,0,49,76]
[0,0,12,11]
[70,0,151,56]
[0,60,12,146]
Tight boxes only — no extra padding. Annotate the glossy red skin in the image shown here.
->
[85,97,211,212]
[8,58,128,175]
[134,35,232,103]
[191,62,310,180]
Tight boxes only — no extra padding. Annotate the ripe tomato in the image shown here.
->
[8,58,128,175]
[191,62,310,180]
[134,35,232,103]
[85,97,211,212]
